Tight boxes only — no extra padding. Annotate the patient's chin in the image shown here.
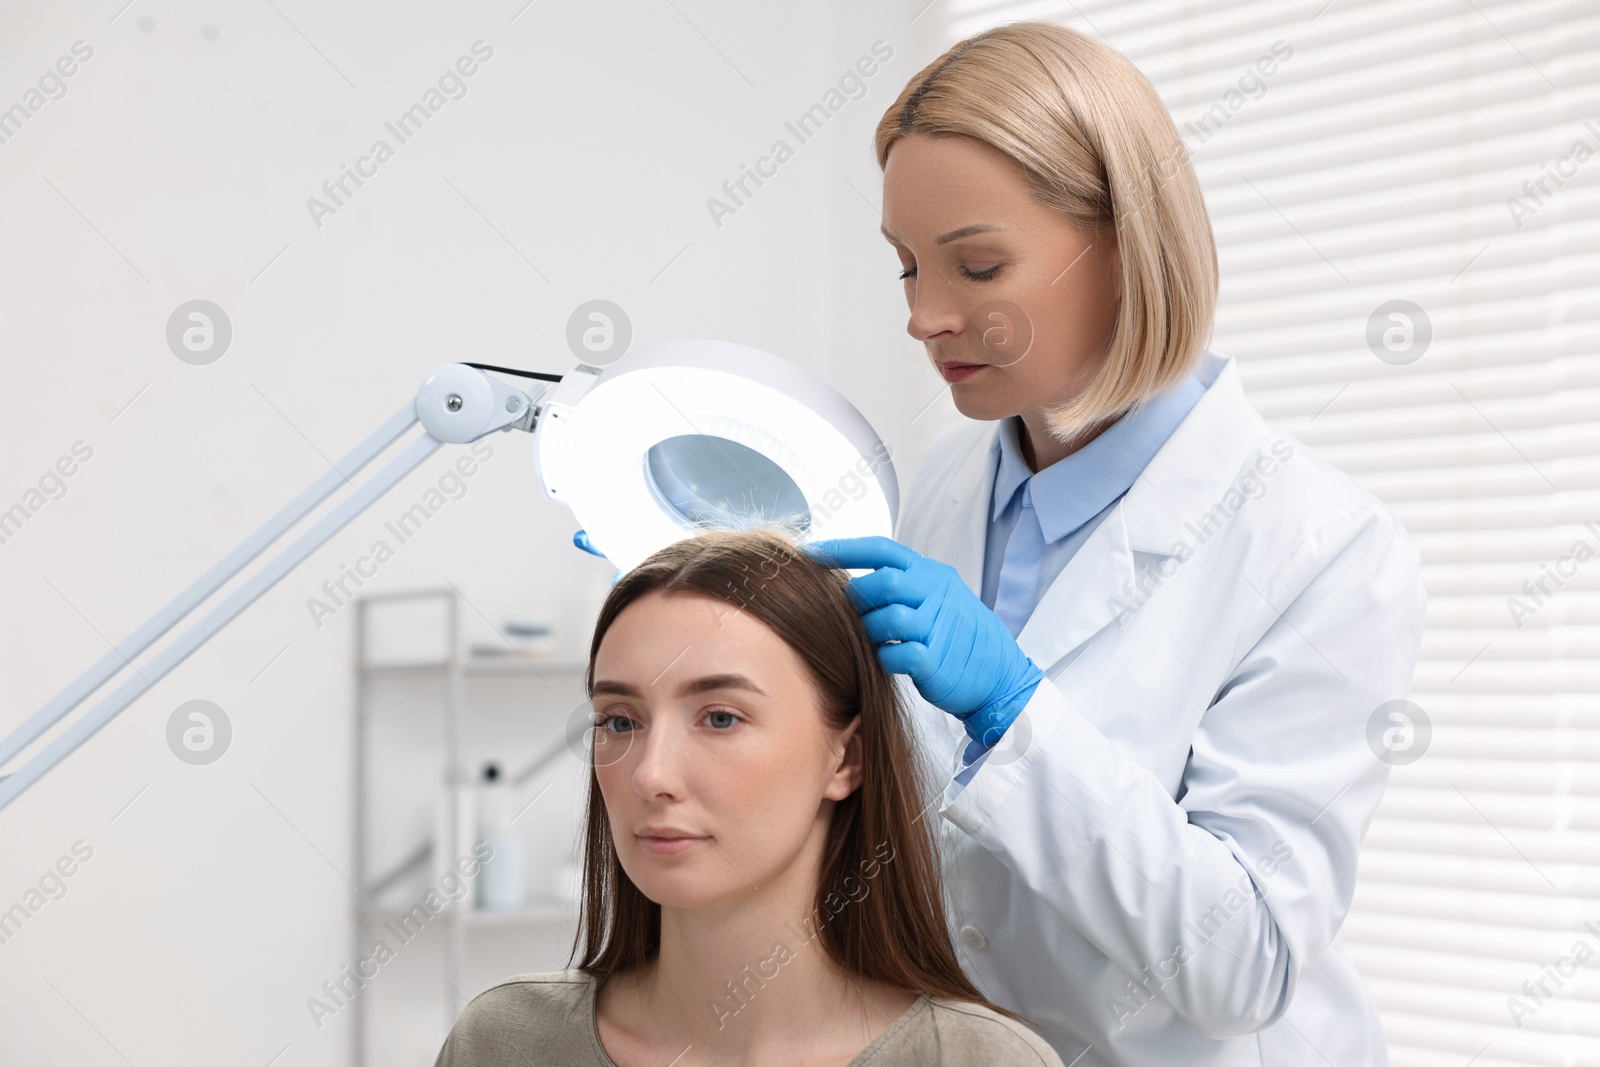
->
[619,848,759,911]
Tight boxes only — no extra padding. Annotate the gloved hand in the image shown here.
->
[804,535,1044,747]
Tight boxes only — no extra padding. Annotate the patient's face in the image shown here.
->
[590,590,860,910]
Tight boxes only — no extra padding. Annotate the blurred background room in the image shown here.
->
[0,0,1594,1064]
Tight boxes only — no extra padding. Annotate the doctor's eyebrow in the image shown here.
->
[878,223,1005,245]
[591,673,768,699]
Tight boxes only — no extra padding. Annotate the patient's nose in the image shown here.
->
[630,720,690,802]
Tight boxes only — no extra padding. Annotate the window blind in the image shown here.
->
[943,0,1598,1061]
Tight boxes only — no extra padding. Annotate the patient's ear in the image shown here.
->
[823,716,864,801]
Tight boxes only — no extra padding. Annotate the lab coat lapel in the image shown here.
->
[1015,506,1137,675]
[918,424,1000,596]
[914,419,1140,678]
[910,355,1265,678]
[1017,355,1266,674]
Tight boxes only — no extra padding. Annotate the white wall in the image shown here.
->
[0,2,959,1064]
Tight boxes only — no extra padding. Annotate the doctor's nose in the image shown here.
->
[905,279,967,344]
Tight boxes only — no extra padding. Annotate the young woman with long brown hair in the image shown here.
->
[433,527,1062,1066]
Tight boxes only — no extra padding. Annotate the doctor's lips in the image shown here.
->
[635,825,709,855]
[936,359,990,383]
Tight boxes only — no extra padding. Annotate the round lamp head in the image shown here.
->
[534,339,898,573]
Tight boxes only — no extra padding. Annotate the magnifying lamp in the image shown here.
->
[538,338,896,571]
[0,339,897,813]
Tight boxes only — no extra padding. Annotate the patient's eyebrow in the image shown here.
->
[591,672,768,699]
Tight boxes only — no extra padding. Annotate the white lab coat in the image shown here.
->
[893,352,1426,1066]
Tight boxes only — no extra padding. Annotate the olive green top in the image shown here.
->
[433,970,1064,1066]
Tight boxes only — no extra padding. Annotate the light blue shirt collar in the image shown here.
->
[991,372,1209,541]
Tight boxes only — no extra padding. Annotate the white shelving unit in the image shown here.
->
[352,588,593,1067]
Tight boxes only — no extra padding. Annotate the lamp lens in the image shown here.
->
[644,434,812,533]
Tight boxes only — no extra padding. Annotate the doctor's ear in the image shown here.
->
[823,716,865,801]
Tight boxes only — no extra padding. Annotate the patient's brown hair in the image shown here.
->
[567,526,1022,1021]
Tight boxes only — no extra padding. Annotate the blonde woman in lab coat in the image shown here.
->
[807,21,1427,1067]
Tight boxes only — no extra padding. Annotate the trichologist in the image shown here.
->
[808,21,1427,1067]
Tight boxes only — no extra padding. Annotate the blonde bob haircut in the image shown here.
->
[875,21,1218,440]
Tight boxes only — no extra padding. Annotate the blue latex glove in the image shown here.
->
[804,535,1044,747]
[572,530,623,586]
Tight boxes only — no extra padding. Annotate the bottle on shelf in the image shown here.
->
[475,761,526,910]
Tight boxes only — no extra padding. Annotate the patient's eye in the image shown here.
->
[597,708,638,734]
[704,707,740,730]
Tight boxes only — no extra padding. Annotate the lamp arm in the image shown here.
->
[0,403,418,771]
[0,364,545,814]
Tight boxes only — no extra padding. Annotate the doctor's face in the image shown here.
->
[589,590,862,911]
[880,132,1122,427]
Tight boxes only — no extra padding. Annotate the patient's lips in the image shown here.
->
[636,825,708,856]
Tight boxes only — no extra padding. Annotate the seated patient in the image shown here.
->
[434,527,1062,1066]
